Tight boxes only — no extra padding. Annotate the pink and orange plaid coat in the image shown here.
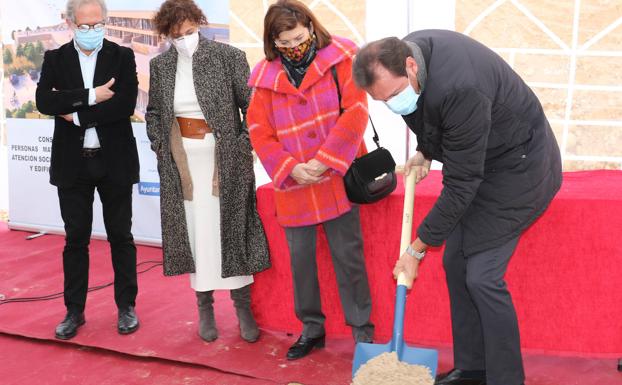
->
[248,36,368,227]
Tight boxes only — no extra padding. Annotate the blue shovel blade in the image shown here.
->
[352,285,438,379]
[352,341,438,378]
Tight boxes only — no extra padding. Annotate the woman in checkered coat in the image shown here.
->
[247,0,374,361]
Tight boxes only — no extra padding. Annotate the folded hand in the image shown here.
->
[305,159,328,177]
[291,163,323,185]
[60,114,73,123]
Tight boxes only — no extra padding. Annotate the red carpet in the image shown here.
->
[1,205,621,384]
[0,333,276,385]
[0,222,354,385]
[254,170,622,357]
[1,332,621,385]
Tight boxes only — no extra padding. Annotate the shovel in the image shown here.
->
[352,171,438,378]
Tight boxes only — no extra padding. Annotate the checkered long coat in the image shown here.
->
[247,36,368,227]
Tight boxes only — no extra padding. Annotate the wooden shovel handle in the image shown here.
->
[397,172,416,287]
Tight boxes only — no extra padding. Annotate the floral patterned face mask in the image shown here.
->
[277,35,314,61]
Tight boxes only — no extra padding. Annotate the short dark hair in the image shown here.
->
[353,37,412,88]
[153,0,207,37]
[263,0,332,61]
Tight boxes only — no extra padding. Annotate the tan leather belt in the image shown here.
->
[177,117,212,139]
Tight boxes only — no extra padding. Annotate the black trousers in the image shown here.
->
[284,206,374,341]
[443,222,524,385]
[57,151,137,314]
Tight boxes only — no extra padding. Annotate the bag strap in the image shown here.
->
[331,66,381,149]
[331,66,344,114]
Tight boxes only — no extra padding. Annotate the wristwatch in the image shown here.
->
[406,245,426,261]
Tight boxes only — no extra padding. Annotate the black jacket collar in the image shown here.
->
[60,38,115,88]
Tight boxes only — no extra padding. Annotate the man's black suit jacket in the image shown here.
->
[36,39,139,188]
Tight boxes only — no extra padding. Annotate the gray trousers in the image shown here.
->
[284,206,374,341]
[443,222,525,385]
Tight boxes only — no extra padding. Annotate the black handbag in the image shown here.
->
[331,67,397,204]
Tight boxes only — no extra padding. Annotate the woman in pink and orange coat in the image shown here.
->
[247,0,374,361]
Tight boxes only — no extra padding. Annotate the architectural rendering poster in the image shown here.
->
[2,0,230,244]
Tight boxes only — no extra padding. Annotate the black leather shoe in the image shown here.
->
[55,312,85,340]
[286,335,325,360]
[353,327,374,343]
[355,334,373,343]
[117,306,139,335]
[435,368,486,385]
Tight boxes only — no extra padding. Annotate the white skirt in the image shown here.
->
[182,134,253,291]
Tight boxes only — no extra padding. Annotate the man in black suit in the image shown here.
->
[353,31,562,385]
[35,0,140,340]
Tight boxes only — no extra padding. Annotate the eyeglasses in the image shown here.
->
[274,32,310,48]
[75,22,106,33]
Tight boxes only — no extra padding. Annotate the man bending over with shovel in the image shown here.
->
[352,30,562,385]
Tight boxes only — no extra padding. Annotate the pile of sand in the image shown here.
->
[351,352,434,385]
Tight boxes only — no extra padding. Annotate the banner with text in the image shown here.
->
[7,119,162,243]
[2,0,230,244]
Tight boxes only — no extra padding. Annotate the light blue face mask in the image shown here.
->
[384,79,419,116]
[74,28,105,51]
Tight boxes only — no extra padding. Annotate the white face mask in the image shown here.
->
[171,31,199,57]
